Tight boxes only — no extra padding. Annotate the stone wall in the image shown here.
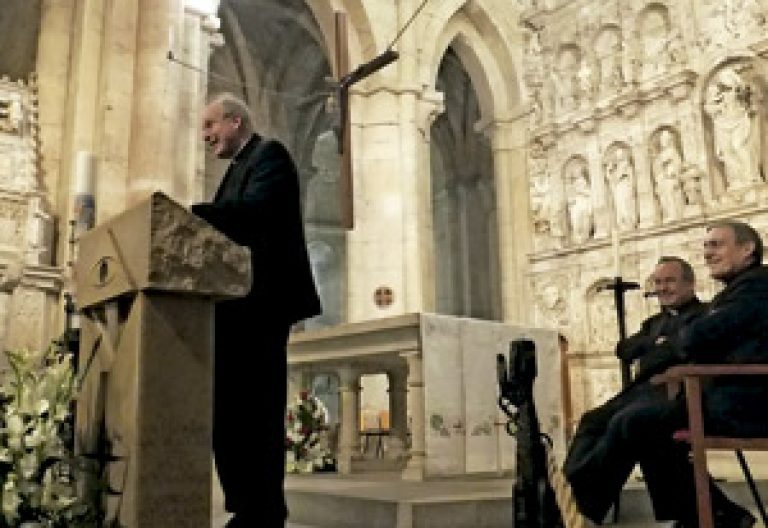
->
[520,0,768,417]
[0,76,61,357]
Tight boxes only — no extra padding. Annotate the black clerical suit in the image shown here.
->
[568,266,768,525]
[564,297,706,523]
[192,134,321,526]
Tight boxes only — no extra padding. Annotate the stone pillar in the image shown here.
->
[74,192,250,528]
[336,365,361,474]
[387,367,409,458]
[180,2,222,205]
[127,0,184,204]
[401,350,425,481]
[287,366,312,402]
[492,117,532,324]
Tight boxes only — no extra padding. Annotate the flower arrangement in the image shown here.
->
[0,344,93,527]
[284,391,335,473]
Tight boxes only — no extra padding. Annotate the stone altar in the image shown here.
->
[74,192,250,527]
[288,313,564,480]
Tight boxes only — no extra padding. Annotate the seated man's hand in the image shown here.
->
[615,334,650,362]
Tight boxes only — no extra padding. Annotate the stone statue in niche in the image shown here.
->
[652,129,686,222]
[305,130,342,225]
[703,66,763,192]
[564,158,594,243]
[639,6,672,79]
[530,158,565,241]
[552,47,580,111]
[604,145,637,231]
[596,29,624,94]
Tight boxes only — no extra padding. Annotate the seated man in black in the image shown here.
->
[567,222,767,527]
[564,256,706,523]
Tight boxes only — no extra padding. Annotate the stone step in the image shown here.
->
[284,472,768,528]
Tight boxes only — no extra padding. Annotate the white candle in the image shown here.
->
[73,150,96,230]
[73,150,95,196]
[612,229,621,277]
[168,26,175,53]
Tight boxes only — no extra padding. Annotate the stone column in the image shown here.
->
[287,367,312,402]
[127,0,184,204]
[336,365,361,474]
[401,350,425,481]
[179,2,222,205]
[492,117,531,324]
[387,367,409,458]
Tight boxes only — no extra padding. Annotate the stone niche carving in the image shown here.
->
[529,156,566,249]
[637,4,673,80]
[603,142,638,232]
[702,62,765,201]
[552,44,581,112]
[594,25,624,95]
[651,127,686,222]
[563,155,594,244]
[0,76,59,356]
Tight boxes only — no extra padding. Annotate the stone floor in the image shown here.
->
[211,455,768,528]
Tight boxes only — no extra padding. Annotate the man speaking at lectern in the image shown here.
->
[192,92,321,528]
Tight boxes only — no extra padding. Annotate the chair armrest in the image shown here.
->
[653,364,768,383]
[651,364,768,399]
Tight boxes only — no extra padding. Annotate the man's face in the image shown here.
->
[202,101,242,159]
[652,261,694,309]
[704,226,755,281]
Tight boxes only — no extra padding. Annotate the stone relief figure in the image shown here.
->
[564,157,594,243]
[652,129,685,222]
[703,66,762,192]
[535,281,569,328]
[639,6,671,79]
[552,46,580,111]
[604,145,638,231]
[595,27,624,95]
[530,158,566,240]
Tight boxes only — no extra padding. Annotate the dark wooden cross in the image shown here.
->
[332,12,399,230]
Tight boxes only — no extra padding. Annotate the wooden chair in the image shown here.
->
[652,364,768,528]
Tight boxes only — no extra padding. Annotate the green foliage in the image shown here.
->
[0,345,95,527]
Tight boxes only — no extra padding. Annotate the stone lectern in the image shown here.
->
[74,192,251,527]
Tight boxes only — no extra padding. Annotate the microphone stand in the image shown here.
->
[604,276,640,387]
[603,276,639,523]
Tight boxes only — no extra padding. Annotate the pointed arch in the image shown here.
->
[305,0,378,68]
[421,0,521,121]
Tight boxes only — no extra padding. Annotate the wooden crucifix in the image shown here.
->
[332,11,399,229]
